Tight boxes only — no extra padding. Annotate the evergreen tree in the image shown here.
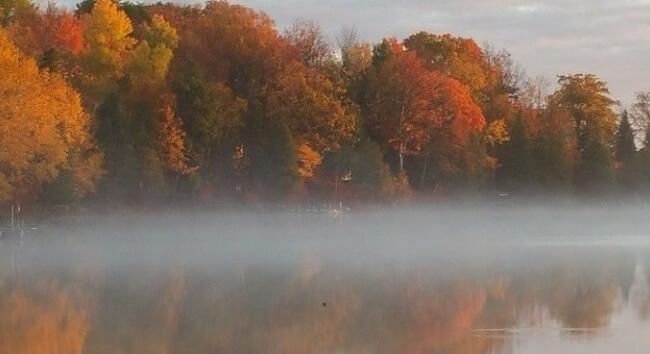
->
[615,110,637,190]
[497,112,534,191]
[95,93,138,201]
[350,135,396,200]
[579,134,615,190]
[262,122,299,198]
[615,111,636,163]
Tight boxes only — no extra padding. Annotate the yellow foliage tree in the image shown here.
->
[129,14,178,83]
[158,96,193,176]
[267,61,357,155]
[81,0,135,99]
[0,29,101,202]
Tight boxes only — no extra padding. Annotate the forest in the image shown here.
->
[1,0,650,207]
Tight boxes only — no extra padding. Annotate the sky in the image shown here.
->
[59,0,650,106]
[228,0,650,108]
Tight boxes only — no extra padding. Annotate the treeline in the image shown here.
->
[1,0,650,207]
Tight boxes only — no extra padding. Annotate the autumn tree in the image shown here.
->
[157,96,193,177]
[37,9,84,74]
[3,4,83,73]
[0,0,33,26]
[416,75,487,189]
[337,27,372,104]
[172,62,247,185]
[125,13,190,198]
[364,39,441,174]
[0,30,101,203]
[163,1,286,97]
[266,61,357,177]
[284,19,332,68]
[403,32,491,102]
[548,74,617,191]
[533,106,576,190]
[81,0,135,100]
[403,33,512,188]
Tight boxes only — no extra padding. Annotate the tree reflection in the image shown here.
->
[0,249,645,354]
[0,279,92,354]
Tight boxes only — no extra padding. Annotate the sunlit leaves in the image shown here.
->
[81,0,135,97]
[0,30,100,201]
[267,61,357,155]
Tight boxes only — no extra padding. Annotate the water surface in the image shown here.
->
[1,206,650,354]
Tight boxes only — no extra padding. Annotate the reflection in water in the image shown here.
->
[1,211,650,354]
[629,262,650,320]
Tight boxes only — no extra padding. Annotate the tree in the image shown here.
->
[637,126,650,192]
[615,110,637,190]
[533,107,575,190]
[266,61,357,159]
[350,135,403,200]
[482,46,522,122]
[364,39,441,174]
[128,14,178,83]
[94,93,137,200]
[284,19,332,68]
[616,111,636,163]
[0,0,33,26]
[337,27,372,103]
[163,1,286,97]
[320,131,403,201]
[497,112,534,190]
[157,96,193,176]
[403,32,491,100]
[548,74,617,190]
[81,0,135,99]
[38,6,84,55]
[631,92,650,135]
[7,4,84,64]
[0,30,101,202]
[416,75,487,189]
[172,62,247,177]
[262,122,299,198]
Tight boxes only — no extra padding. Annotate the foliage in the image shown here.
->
[284,19,332,68]
[267,61,357,155]
[0,29,101,202]
[548,74,618,190]
[364,40,441,173]
[81,0,136,98]
[2,0,649,206]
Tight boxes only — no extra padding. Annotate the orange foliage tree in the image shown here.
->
[364,39,443,174]
[0,29,101,202]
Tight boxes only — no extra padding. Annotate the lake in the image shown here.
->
[1,205,650,354]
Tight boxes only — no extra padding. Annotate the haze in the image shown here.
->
[3,204,650,353]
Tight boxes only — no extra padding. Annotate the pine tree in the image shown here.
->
[497,112,534,191]
[615,111,636,162]
[263,122,299,198]
[615,110,637,190]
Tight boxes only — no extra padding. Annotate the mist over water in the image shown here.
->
[2,203,650,353]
